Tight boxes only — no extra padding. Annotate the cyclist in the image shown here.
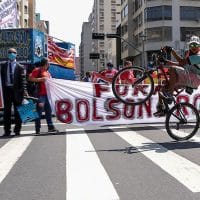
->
[154,35,200,117]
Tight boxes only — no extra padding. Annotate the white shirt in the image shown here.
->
[6,60,16,86]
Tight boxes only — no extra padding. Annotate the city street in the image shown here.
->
[0,119,200,200]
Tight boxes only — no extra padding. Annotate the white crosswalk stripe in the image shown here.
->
[66,128,120,200]
[0,135,34,184]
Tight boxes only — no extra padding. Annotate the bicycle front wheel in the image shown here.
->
[112,66,154,105]
[165,102,199,141]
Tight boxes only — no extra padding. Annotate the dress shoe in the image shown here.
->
[1,133,12,138]
[15,132,20,136]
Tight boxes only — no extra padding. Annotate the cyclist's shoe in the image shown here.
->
[153,110,166,117]
[160,90,173,99]
[160,91,173,104]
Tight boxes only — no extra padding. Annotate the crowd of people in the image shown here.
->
[0,35,199,137]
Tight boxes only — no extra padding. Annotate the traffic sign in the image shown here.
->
[89,53,100,59]
[92,33,105,40]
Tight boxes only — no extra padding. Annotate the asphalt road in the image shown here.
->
[0,119,200,200]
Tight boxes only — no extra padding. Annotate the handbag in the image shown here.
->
[17,99,39,123]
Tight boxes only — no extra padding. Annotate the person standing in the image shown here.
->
[119,60,135,84]
[100,62,118,79]
[29,57,58,134]
[82,71,91,82]
[1,48,27,137]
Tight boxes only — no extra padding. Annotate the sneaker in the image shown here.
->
[153,110,166,117]
[35,128,40,134]
[160,90,173,99]
[48,125,58,133]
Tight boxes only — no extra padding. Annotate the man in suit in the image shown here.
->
[1,48,27,137]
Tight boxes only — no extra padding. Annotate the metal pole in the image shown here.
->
[140,34,147,69]
[142,37,145,68]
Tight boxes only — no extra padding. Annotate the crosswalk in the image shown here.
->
[1,124,200,200]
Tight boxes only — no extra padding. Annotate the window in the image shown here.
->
[121,4,128,19]
[99,24,104,31]
[180,6,200,21]
[134,0,142,12]
[124,5,128,17]
[121,23,128,36]
[134,12,143,29]
[121,41,128,52]
[99,0,104,5]
[24,5,28,14]
[145,6,172,22]
[24,19,28,27]
[180,27,200,41]
[146,27,172,42]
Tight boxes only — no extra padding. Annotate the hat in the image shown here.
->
[107,62,113,68]
[188,35,200,45]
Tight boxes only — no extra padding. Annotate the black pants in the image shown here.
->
[3,87,22,134]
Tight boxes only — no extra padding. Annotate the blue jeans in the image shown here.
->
[35,95,53,130]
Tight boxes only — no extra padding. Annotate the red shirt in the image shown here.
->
[100,68,118,79]
[29,67,51,96]
[119,70,135,84]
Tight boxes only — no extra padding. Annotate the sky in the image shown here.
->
[36,0,93,55]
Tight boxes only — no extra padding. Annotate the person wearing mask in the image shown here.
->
[154,35,200,117]
[1,48,28,137]
[29,57,58,134]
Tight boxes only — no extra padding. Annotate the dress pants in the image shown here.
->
[3,86,22,135]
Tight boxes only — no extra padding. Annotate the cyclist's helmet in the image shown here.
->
[188,35,200,49]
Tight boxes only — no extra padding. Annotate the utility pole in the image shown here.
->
[140,33,147,69]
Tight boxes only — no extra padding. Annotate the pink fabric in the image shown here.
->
[176,70,200,88]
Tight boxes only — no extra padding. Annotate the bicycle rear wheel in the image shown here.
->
[165,102,199,141]
[112,66,154,105]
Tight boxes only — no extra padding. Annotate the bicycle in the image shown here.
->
[112,50,200,141]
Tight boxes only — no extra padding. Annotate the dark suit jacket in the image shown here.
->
[1,61,27,105]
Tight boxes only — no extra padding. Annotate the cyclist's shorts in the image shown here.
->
[175,66,200,89]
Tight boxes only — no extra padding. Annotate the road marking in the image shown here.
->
[114,129,200,193]
[66,129,119,200]
[20,130,35,135]
[0,136,34,183]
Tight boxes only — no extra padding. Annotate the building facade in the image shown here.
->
[79,22,93,79]
[16,0,48,33]
[123,0,200,67]
[90,0,121,71]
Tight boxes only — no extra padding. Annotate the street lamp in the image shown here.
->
[92,33,142,68]
[106,33,141,54]
[92,32,141,53]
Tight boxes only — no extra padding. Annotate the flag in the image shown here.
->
[0,0,18,29]
[48,36,75,69]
